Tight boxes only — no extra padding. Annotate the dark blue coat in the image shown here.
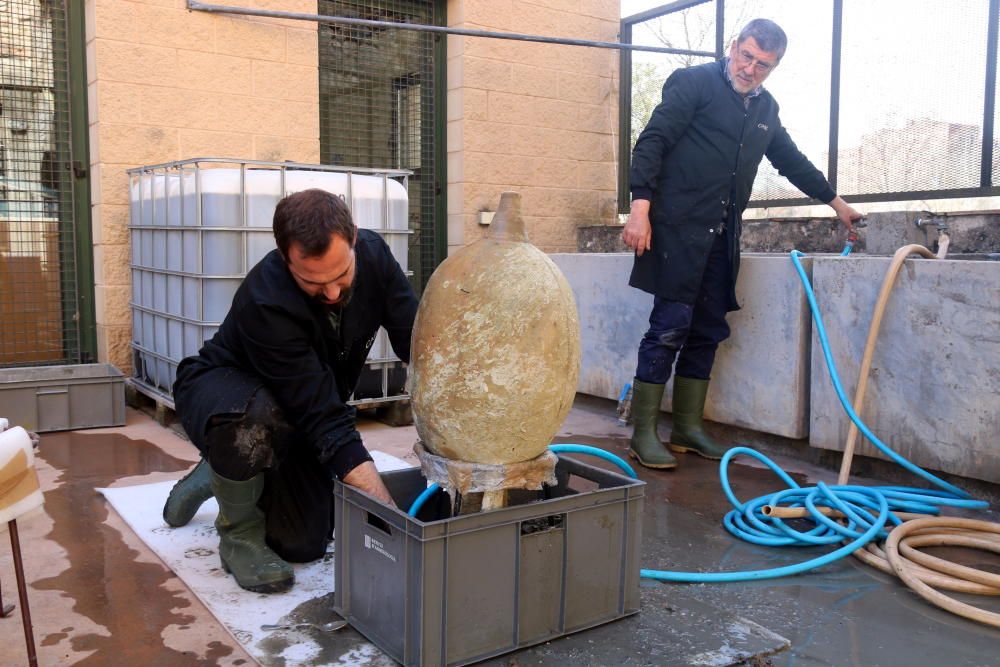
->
[629,59,835,310]
[173,229,417,479]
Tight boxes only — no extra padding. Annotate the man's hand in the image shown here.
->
[343,460,397,508]
[828,196,863,231]
[622,199,653,257]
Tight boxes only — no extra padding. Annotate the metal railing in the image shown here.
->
[620,0,1000,210]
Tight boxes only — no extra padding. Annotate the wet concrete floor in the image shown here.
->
[31,431,241,665]
[1,400,998,666]
[0,414,253,666]
[539,434,1000,667]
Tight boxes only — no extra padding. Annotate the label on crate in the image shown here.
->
[363,533,397,562]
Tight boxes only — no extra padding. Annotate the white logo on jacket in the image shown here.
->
[757,123,769,131]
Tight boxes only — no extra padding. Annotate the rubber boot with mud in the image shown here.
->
[211,469,294,593]
[628,379,677,469]
[162,458,213,527]
[668,376,727,460]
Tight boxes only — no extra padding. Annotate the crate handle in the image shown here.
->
[365,511,392,537]
[36,388,68,396]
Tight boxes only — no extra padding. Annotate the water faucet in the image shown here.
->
[914,213,949,233]
[914,213,950,258]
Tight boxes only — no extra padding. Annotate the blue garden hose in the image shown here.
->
[408,243,988,585]
[548,444,638,478]
[639,247,988,583]
[841,230,859,255]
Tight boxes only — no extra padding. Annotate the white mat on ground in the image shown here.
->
[99,450,412,666]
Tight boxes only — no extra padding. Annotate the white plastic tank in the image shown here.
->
[129,160,411,400]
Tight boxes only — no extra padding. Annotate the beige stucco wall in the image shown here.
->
[86,0,621,369]
[86,0,320,370]
[446,0,619,255]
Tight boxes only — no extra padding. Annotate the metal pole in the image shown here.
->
[715,0,725,59]
[186,0,715,57]
[828,0,843,192]
[981,0,999,187]
[618,20,633,214]
[9,520,38,667]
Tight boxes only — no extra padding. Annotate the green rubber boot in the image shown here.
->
[211,470,294,593]
[163,458,213,527]
[668,376,727,460]
[628,379,677,469]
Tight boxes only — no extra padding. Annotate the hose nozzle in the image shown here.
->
[841,229,860,256]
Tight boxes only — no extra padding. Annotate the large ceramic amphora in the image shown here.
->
[410,192,581,464]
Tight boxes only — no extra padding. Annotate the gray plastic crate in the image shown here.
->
[333,455,645,667]
[0,364,126,432]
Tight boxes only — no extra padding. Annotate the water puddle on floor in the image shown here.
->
[32,431,242,665]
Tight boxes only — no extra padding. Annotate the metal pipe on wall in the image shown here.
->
[185,0,716,57]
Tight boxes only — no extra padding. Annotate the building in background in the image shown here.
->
[0,0,620,373]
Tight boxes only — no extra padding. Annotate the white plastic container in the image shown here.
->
[128,159,412,404]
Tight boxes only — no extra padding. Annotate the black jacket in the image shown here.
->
[629,59,835,309]
[173,229,418,479]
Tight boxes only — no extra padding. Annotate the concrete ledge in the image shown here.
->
[551,253,814,439]
[809,256,1000,484]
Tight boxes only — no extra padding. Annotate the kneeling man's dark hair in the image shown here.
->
[273,188,357,259]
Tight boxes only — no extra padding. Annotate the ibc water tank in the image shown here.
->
[128,159,411,399]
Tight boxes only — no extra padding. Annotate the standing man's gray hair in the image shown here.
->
[738,18,787,60]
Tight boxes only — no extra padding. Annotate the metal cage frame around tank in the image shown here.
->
[126,157,413,409]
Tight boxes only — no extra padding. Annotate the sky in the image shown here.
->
[619,0,993,193]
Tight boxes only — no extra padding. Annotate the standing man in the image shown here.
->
[622,19,861,469]
[162,188,418,593]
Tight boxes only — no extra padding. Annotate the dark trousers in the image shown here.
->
[185,368,333,563]
[636,231,732,384]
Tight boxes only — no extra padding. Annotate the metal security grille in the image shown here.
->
[318,0,441,291]
[0,0,81,367]
[621,0,1000,208]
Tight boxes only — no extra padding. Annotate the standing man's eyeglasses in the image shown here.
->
[735,49,776,74]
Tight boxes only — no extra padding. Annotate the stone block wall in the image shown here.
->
[809,256,1000,484]
[741,210,1000,256]
[86,0,320,370]
[551,253,815,439]
[446,0,619,255]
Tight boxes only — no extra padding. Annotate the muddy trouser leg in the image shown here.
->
[204,386,333,564]
[635,297,694,384]
[675,232,732,380]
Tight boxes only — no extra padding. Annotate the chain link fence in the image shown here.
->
[0,0,81,368]
[318,0,441,292]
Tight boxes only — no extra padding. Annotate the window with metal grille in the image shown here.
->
[621,1,1000,207]
[318,0,442,292]
[0,0,83,368]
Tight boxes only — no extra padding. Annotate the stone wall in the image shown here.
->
[553,250,1000,483]
[551,253,815,439]
[809,256,1000,484]
[740,210,1000,256]
[86,0,320,370]
[446,0,619,255]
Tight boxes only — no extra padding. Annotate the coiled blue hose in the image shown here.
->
[640,248,988,583]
